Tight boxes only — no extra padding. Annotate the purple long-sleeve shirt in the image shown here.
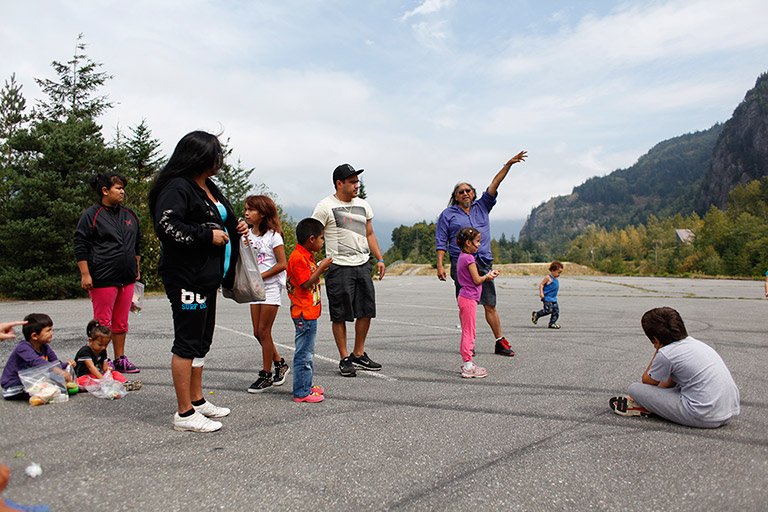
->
[435,189,497,266]
[1,340,63,396]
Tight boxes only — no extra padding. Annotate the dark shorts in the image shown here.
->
[450,257,497,307]
[165,285,218,359]
[325,262,376,322]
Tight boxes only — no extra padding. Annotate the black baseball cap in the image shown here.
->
[333,163,364,184]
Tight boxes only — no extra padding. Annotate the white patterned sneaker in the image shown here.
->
[193,400,231,418]
[460,363,488,379]
[173,411,222,432]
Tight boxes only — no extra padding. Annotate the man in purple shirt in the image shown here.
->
[436,151,527,357]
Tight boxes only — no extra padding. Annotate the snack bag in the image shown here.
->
[84,370,127,400]
[18,361,69,405]
[131,282,145,314]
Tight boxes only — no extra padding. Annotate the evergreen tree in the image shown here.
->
[34,33,112,121]
[0,38,122,298]
[119,119,164,288]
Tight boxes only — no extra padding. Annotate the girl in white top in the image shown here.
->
[243,195,289,393]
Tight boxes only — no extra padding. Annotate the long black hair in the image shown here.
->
[149,131,223,217]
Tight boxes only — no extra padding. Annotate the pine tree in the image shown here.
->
[34,33,112,121]
[0,37,123,298]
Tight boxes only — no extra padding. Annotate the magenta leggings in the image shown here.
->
[89,283,135,334]
[458,295,477,362]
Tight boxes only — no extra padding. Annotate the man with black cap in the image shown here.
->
[312,163,386,377]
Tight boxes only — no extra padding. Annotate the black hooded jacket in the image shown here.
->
[153,176,241,291]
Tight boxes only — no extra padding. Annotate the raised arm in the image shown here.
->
[488,151,527,197]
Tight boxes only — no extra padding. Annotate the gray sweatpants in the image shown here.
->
[628,383,731,429]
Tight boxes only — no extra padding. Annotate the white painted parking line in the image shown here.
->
[216,324,397,381]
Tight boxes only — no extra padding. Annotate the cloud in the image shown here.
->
[401,0,454,21]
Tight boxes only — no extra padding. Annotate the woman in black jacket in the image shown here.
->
[74,172,142,374]
[149,131,248,433]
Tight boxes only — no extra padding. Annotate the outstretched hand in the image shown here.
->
[0,321,26,341]
[505,151,527,167]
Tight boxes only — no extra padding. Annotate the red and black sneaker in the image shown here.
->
[609,395,651,417]
[494,337,515,357]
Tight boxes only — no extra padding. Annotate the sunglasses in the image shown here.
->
[457,188,473,195]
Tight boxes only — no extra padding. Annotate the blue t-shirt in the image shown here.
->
[215,203,231,277]
[542,275,559,302]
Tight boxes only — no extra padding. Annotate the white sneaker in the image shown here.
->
[173,411,222,432]
[194,400,231,418]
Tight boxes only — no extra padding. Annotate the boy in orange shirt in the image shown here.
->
[287,218,333,403]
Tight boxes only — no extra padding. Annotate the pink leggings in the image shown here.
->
[458,295,477,362]
[89,284,135,334]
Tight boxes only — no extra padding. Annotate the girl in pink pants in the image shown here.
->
[455,228,499,378]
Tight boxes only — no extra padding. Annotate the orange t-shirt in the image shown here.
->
[287,244,322,320]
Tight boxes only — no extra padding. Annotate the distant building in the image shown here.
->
[675,229,695,245]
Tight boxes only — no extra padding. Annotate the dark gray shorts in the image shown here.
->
[450,257,497,307]
[325,262,376,322]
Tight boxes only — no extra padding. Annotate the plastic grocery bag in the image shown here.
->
[222,239,266,303]
[84,370,127,400]
[131,282,145,314]
[18,361,69,405]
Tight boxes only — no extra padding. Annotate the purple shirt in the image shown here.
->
[457,252,481,301]
[435,189,497,266]
[1,340,63,391]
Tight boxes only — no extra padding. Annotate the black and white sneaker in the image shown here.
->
[339,357,357,377]
[247,370,273,393]
[273,359,290,386]
[348,352,382,371]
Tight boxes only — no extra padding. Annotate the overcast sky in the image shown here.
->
[2,0,768,236]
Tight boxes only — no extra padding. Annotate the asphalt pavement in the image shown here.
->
[1,275,766,511]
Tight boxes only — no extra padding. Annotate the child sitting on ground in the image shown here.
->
[532,261,563,329]
[610,306,740,428]
[1,314,75,400]
[286,218,333,403]
[74,320,142,391]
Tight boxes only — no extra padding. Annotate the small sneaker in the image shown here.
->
[194,400,230,418]
[461,362,488,379]
[124,380,142,391]
[494,337,515,357]
[173,411,222,432]
[247,370,273,393]
[113,355,140,373]
[273,359,290,386]
[609,395,651,417]
[348,352,382,371]
[107,359,115,371]
[294,392,324,403]
[310,385,325,395]
[339,357,357,377]
[531,311,538,325]
[548,324,561,329]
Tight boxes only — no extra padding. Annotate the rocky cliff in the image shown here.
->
[697,73,768,211]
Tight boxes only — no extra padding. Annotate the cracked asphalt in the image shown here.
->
[1,275,766,511]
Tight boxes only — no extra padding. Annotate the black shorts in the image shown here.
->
[165,285,218,359]
[325,262,376,322]
[450,257,497,307]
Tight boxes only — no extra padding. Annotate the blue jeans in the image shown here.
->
[536,300,559,326]
[292,315,317,398]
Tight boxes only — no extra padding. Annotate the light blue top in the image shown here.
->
[215,203,231,277]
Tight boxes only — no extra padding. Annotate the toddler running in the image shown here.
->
[532,261,563,329]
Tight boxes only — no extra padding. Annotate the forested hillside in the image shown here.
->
[518,125,722,253]
[520,71,768,255]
